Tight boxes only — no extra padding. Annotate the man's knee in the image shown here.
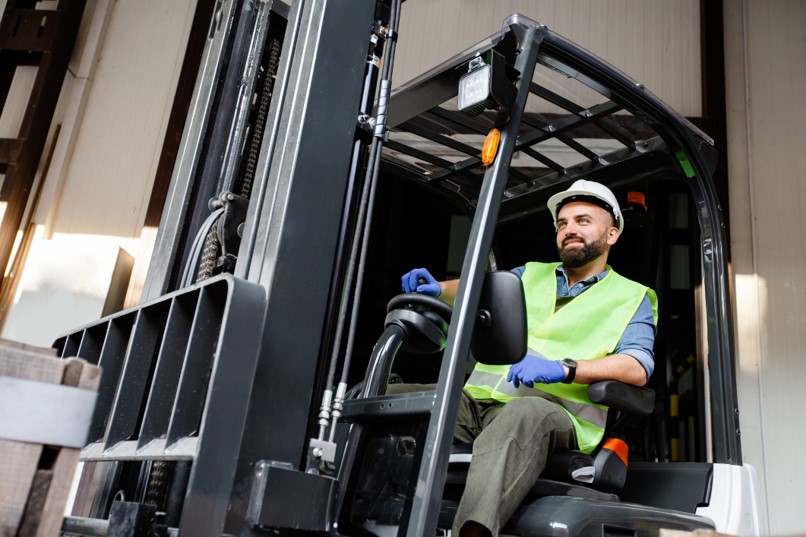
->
[498,396,562,423]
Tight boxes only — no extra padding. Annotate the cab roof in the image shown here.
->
[381,14,716,222]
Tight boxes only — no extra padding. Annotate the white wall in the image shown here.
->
[724,1,806,535]
[46,0,196,238]
[1,0,197,345]
[395,0,702,116]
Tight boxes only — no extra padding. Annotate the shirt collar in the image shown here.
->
[555,265,610,286]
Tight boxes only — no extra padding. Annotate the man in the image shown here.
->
[400,180,657,537]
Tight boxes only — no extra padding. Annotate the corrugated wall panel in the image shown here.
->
[396,0,702,116]
[51,0,197,239]
[725,1,806,534]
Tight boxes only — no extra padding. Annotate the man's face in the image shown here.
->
[555,201,619,268]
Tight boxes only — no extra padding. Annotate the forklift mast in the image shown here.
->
[54,1,753,536]
[59,0,407,534]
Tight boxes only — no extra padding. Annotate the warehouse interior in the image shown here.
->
[0,0,804,535]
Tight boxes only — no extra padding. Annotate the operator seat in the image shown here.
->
[444,380,655,499]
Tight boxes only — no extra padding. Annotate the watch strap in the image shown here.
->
[561,358,577,384]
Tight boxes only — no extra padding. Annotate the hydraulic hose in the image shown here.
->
[317,26,385,440]
[328,0,402,443]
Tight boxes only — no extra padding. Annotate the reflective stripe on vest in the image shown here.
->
[464,262,658,452]
[464,368,609,428]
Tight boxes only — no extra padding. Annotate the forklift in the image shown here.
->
[55,1,762,536]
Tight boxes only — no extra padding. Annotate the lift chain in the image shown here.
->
[196,217,221,282]
[241,36,283,199]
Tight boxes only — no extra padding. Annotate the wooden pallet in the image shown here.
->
[0,338,101,537]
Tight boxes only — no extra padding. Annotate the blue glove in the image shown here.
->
[401,268,441,297]
[507,351,567,388]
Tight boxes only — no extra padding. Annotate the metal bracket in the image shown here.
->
[246,460,337,532]
[309,437,337,464]
[212,191,250,257]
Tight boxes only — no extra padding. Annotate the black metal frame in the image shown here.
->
[55,274,266,534]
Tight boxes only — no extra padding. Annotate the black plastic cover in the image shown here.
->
[471,271,527,365]
[505,496,714,537]
[587,380,655,416]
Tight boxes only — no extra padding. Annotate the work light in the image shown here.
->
[457,50,516,116]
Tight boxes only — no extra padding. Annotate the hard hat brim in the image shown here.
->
[548,186,624,233]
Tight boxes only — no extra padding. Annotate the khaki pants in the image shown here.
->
[386,384,577,537]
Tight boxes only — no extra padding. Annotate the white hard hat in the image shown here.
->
[547,180,624,233]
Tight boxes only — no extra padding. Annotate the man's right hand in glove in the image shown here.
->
[401,267,441,297]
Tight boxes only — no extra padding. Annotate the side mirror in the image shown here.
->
[471,271,526,365]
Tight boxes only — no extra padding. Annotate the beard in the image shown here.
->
[558,232,608,268]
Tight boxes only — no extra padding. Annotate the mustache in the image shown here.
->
[562,235,586,246]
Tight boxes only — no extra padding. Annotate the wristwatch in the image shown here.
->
[561,358,578,384]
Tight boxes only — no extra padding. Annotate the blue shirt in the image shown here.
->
[510,265,656,378]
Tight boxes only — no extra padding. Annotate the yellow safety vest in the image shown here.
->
[464,262,658,452]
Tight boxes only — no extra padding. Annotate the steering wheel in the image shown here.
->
[386,293,453,322]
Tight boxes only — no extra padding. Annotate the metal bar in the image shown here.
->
[62,515,180,537]
[427,100,621,184]
[429,106,492,135]
[592,116,639,148]
[360,324,407,398]
[179,277,265,536]
[61,331,81,358]
[163,0,278,292]
[86,461,123,519]
[384,139,457,171]
[529,81,584,113]
[405,22,543,537]
[523,116,597,160]
[528,81,637,149]
[87,316,135,443]
[341,392,437,421]
[520,146,565,174]
[165,284,223,445]
[137,293,197,449]
[387,30,511,129]
[231,0,376,463]
[76,324,106,365]
[104,304,170,448]
[208,0,275,196]
[226,2,381,534]
[140,0,241,301]
[508,167,536,185]
[516,100,621,147]
[398,121,481,157]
